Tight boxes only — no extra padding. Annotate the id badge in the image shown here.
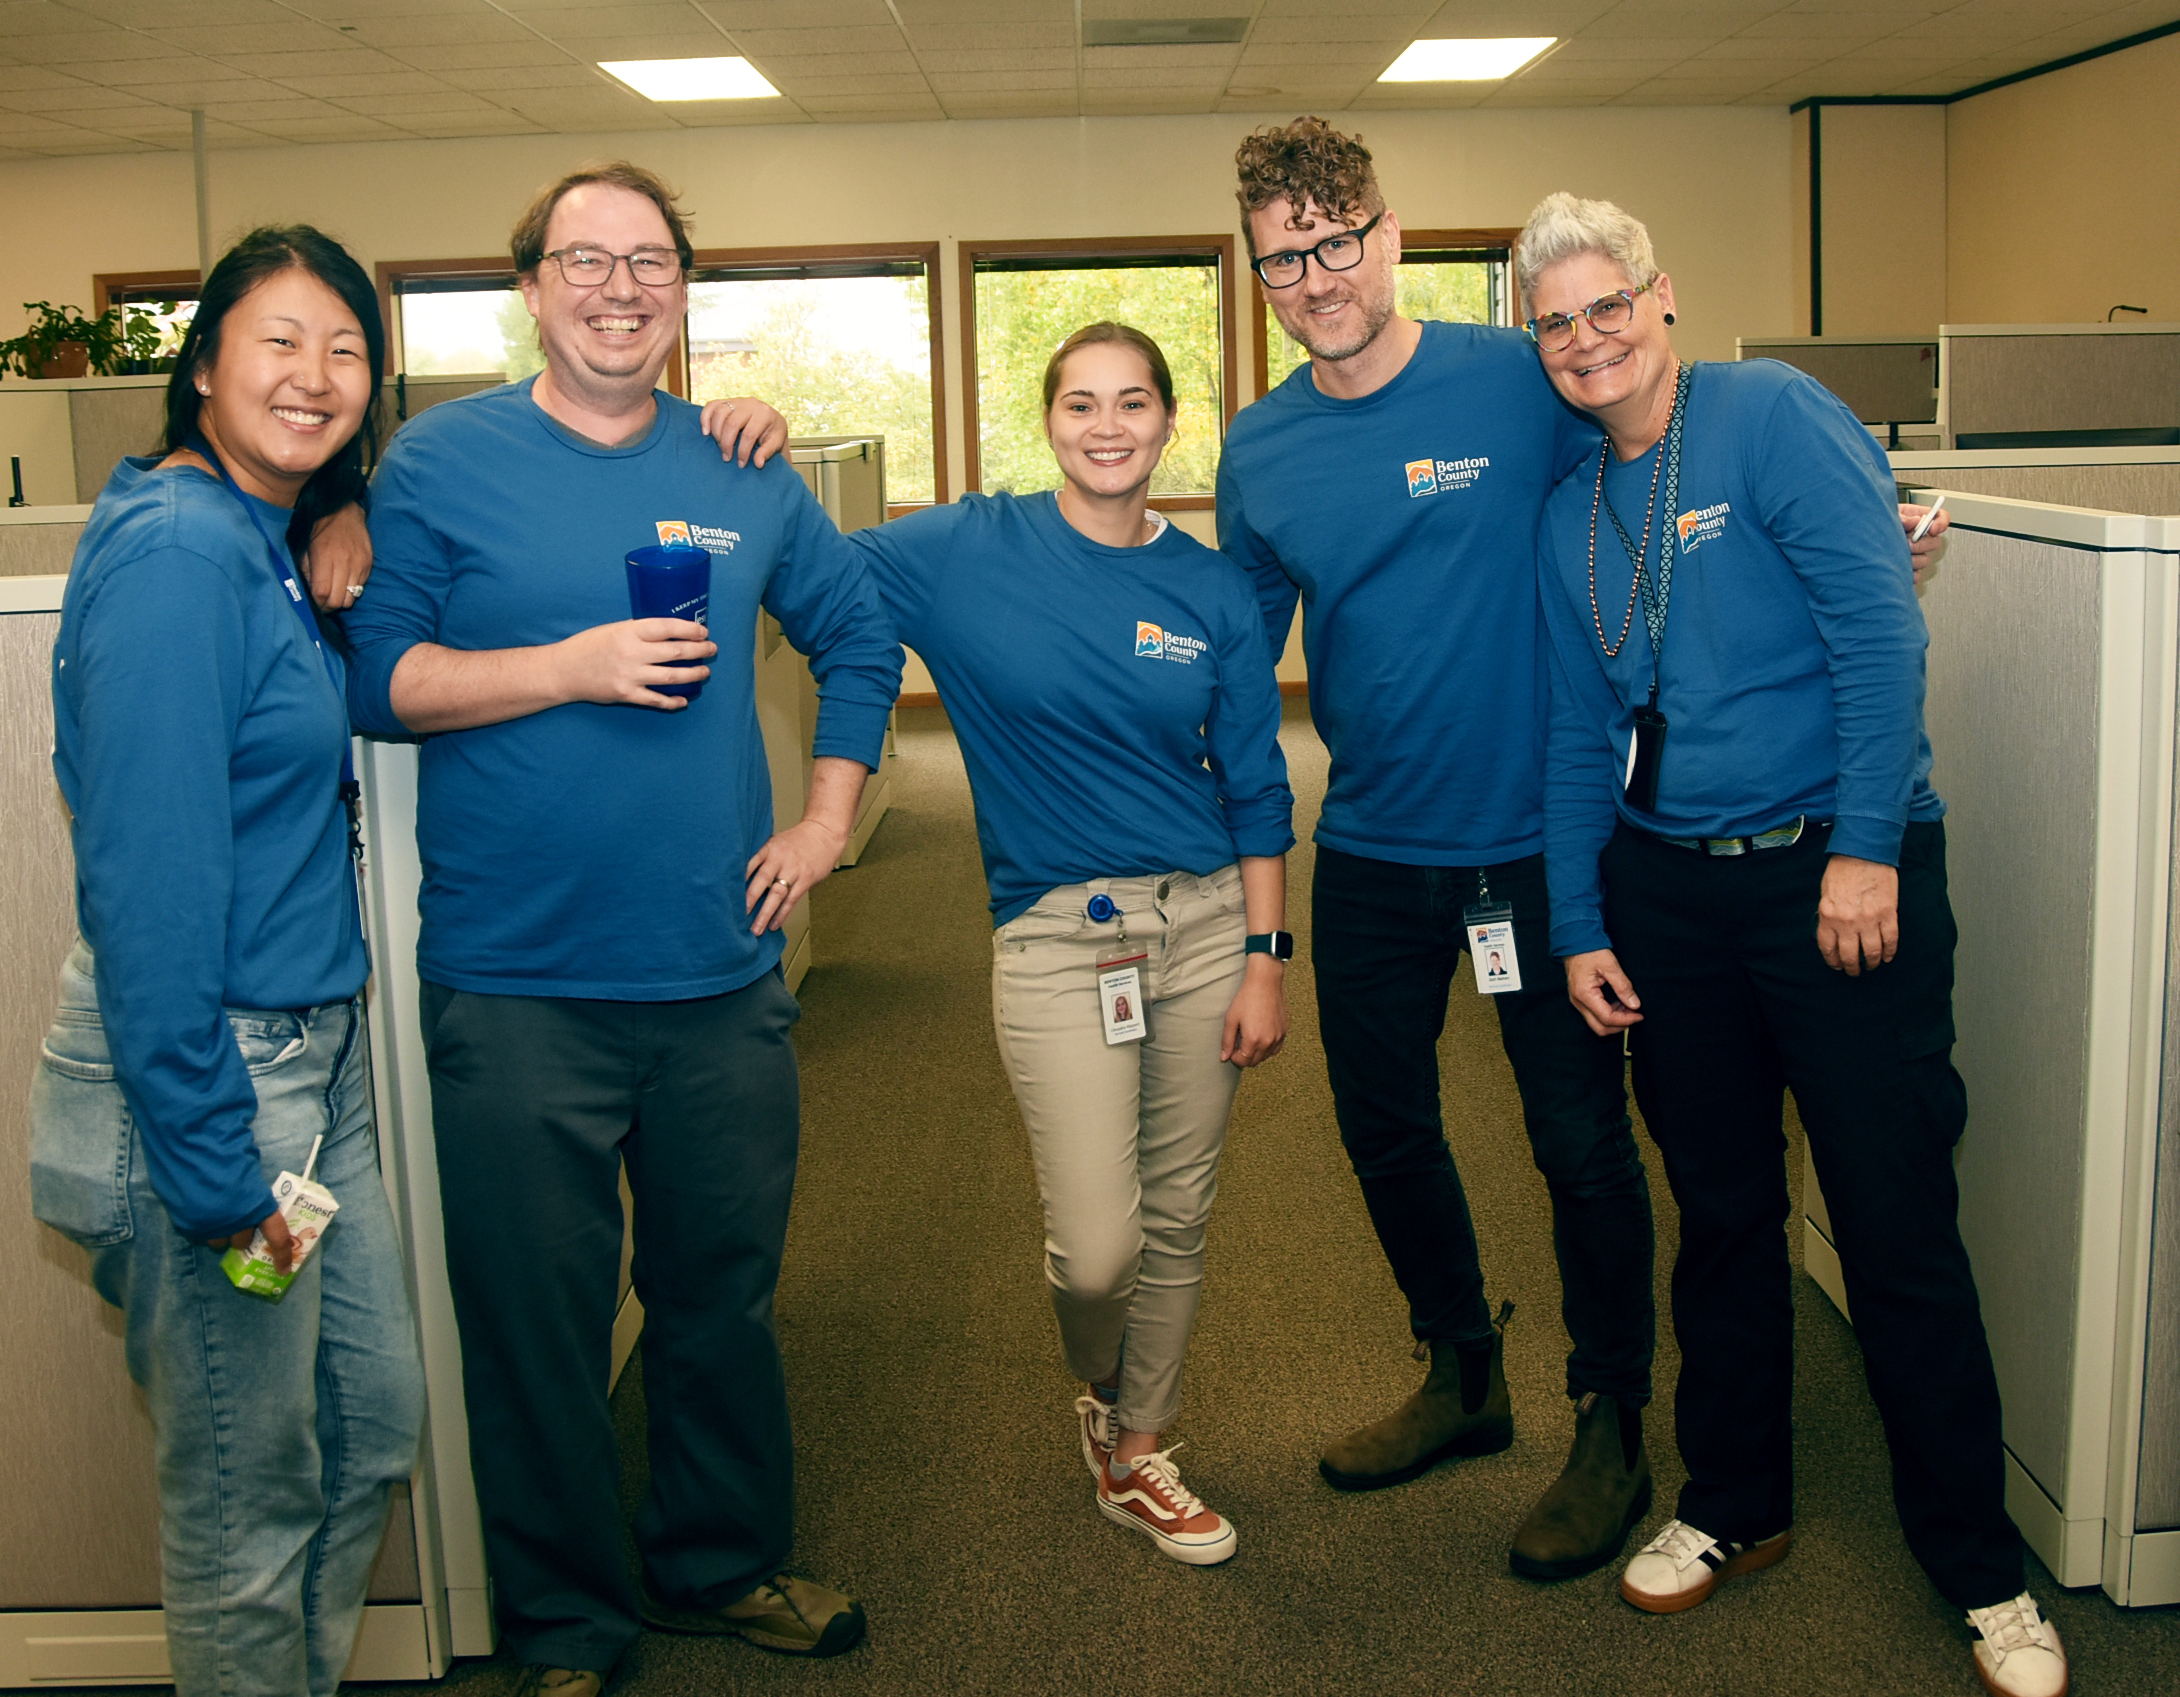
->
[1097,945,1149,1045]
[1625,705,1668,812]
[1463,902,1521,995]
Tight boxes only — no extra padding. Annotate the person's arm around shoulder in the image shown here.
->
[740,463,906,933]
[1216,449,1302,664]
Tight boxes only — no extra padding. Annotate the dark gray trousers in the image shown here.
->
[420,971,802,1672]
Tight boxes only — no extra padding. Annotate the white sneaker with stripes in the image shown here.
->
[1619,1519,1791,1613]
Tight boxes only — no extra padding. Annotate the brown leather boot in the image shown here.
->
[1508,1391,1653,1580]
[1319,1302,1514,1490]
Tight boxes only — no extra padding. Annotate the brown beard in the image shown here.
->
[1277,280,1396,365]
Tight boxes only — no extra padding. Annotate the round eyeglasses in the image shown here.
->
[1251,212,1384,289]
[1523,283,1653,353]
[544,246,685,287]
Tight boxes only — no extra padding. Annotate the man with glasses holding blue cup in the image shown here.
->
[346,162,897,1696]
[1218,118,1947,1584]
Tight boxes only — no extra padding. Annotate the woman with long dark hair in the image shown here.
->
[29,225,424,1697]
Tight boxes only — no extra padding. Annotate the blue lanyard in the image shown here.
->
[189,438,363,851]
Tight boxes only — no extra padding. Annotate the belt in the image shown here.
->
[1653,815,1818,857]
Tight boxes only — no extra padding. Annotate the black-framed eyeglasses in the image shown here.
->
[1522,283,1652,353]
[544,246,685,287]
[1250,212,1384,289]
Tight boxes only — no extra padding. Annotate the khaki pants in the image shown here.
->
[992,865,1247,1433]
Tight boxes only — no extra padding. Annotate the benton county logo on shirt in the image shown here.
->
[1135,621,1207,664]
[1404,455,1490,497]
[655,518,741,553]
[1677,502,1731,554]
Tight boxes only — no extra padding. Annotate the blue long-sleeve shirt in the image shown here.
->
[52,458,367,1239]
[851,492,1293,924]
[346,380,900,998]
[1539,359,1943,957]
[1217,320,1600,864]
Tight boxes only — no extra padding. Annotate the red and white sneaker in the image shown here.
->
[1096,1445,1238,1566]
[1074,1394,1117,1479]
[1968,1592,2069,1697]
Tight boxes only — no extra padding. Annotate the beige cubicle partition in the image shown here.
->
[1737,335,1939,447]
[1889,446,2180,515]
[0,376,166,507]
[0,568,449,1686]
[1940,323,2180,449]
[1802,492,2180,1608]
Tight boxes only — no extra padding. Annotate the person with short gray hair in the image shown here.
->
[1525,192,2067,1697]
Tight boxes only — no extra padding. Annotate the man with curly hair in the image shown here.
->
[1217,114,1659,1585]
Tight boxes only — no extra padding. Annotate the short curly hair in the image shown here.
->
[1233,117,1385,255]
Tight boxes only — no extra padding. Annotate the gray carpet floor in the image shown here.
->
[402,702,2177,1697]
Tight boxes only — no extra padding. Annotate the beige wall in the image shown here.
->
[1948,33,2180,325]
[0,104,1794,500]
[1819,104,1947,338]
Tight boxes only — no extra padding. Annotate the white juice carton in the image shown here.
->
[221,1136,338,1303]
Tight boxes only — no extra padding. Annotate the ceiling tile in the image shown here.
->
[335,16,545,50]
[900,24,1074,51]
[1081,68,1231,89]
[399,113,553,136]
[198,96,354,120]
[367,43,577,73]
[147,22,366,55]
[49,54,257,87]
[747,52,924,76]
[70,0,315,22]
[1081,44,1242,71]
[0,83,162,113]
[0,63,92,91]
[278,70,467,96]
[925,70,1076,91]
[329,90,500,115]
[727,26,912,55]
[914,49,1077,71]
[768,72,930,95]
[696,1,899,24]
[437,64,609,92]
[3,30,193,64]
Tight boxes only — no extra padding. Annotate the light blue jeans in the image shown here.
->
[29,942,424,1697]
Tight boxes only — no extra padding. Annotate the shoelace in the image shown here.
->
[1123,1444,1208,1519]
[1640,1519,1717,1571]
[1969,1594,2049,1659]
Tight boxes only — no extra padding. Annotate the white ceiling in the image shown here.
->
[0,0,2172,158]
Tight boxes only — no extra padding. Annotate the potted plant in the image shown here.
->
[0,300,171,380]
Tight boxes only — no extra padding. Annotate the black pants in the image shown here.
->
[421,972,803,1671]
[1601,819,2023,1609]
[1312,845,1654,1403]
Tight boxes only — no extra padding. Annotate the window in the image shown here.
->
[378,259,537,381]
[684,245,942,508]
[963,238,1237,508]
[94,270,200,362]
[1256,229,1518,396]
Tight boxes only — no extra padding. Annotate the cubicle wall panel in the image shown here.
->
[1946,335,2180,440]
[0,391,79,508]
[2142,699,2180,1532]
[1907,465,2180,516]
[0,517,85,580]
[1924,530,2101,1506]
[0,607,166,1608]
[66,390,163,507]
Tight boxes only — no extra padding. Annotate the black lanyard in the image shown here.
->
[1596,363,1690,708]
[189,439,363,859]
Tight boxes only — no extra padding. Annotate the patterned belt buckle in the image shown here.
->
[1704,837,1749,857]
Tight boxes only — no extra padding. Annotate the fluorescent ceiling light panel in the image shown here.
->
[599,57,780,101]
[1378,38,1556,82]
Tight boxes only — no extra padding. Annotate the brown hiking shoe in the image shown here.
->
[1320,1301,1515,1490]
[1509,1390,1653,1580]
[642,1573,868,1657]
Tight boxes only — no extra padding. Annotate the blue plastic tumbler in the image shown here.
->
[624,544,712,701]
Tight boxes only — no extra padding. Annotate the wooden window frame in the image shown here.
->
[1250,228,1521,398]
[373,256,689,399]
[684,242,946,514]
[93,270,203,312]
[961,234,1239,513]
